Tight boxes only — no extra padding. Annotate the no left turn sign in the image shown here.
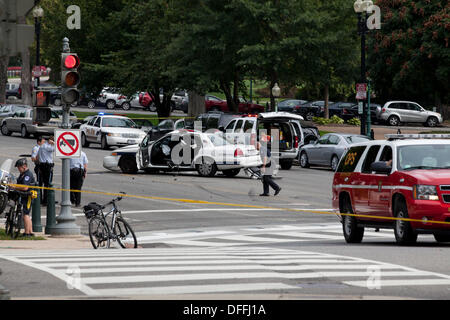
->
[55,130,81,158]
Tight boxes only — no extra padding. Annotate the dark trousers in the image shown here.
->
[262,174,280,195]
[39,163,54,205]
[34,164,41,200]
[70,168,84,206]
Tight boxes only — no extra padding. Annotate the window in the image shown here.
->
[362,145,381,173]
[388,103,401,110]
[398,145,450,170]
[243,120,254,132]
[328,135,340,145]
[225,120,235,131]
[318,135,329,145]
[234,120,243,132]
[345,135,370,144]
[175,120,185,129]
[88,117,97,126]
[207,116,219,129]
[337,146,367,173]
[408,103,422,111]
[94,117,102,127]
[379,146,392,162]
[157,120,174,130]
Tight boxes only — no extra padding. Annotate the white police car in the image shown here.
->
[80,114,146,150]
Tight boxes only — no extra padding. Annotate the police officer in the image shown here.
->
[13,158,35,237]
[37,135,55,206]
[31,136,45,198]
[70,150,88,207]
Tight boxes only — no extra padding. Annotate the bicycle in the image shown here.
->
[4,190,35,239]
[84,193,138,249]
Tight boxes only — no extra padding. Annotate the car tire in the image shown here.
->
[426,116,438,128]
[388,115,400,126]
[280,160,293,170]
[119,155,138,174]
[149,103,157,112]
[341,197,364,243]
[433,234,450,242]
[305,111,314,121]
[196,158,217,177]
[101,135,109,150]
[54,98,62,106]
[81,133,90,147]
[21,125,29,138]
[1,123,11,136]
[87,101,96,109]
[299,151,309,168]
[394,199,417,245]
[331,155,339,171]
[222,169,240,177]
[106,100,116,110]
[122,102,131,111]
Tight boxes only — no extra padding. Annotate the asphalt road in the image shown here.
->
[1,133,450,300]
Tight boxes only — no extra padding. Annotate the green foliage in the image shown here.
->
[313,115,345,125]
[330,115,345,124]
[347,117,361,126]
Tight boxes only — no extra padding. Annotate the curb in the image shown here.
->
[0,269,10,300]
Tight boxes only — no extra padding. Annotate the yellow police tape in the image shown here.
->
[5,183,450,226]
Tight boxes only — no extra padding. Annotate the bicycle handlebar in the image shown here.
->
[102,192,126,208]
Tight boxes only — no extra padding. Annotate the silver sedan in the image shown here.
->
[299,133,371,171]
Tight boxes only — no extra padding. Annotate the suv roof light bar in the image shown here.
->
[385,134,450,141]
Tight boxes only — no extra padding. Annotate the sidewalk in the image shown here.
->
[0,233,91,250]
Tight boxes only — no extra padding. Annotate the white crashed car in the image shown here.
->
[104,130,262,177]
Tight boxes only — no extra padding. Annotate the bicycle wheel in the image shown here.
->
[88,216,110,249]
[114,217,138,248]
[5,206,14,237]
[12,210,22,239]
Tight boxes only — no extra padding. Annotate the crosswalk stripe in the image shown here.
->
[93,282,298,296]
[344,279,450,287]
[269,231,343,240]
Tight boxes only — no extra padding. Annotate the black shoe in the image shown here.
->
[259,193,269,197]
[274,188,282,196]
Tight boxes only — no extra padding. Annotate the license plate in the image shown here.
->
[127,139,136,144]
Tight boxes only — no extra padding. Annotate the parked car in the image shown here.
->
[349,103,382,124]
[224,112,304,170]
[146,118,187,141]
[204,95,230,112]
[376,101,443,127]
[135,130,262,176]
[205,96,265,113]
[195,111,240,132]
[6,83,21,99]
[71,115,96,129]
[333,134,450,244]
[118,92,155,111]
[303,100,335,117]
[80,115,146,149]
[96,87,128,110]
[299,133,371,171]
[0,104,29,120]
[132,119,154,133]
[299,120,320,145]
[327,102,357,121]
[277,99,321,121]
[0,107,77,138]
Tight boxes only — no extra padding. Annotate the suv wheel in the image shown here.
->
[426,116,438,127]
[341,197,364,243]
[119,155,138,174]
[299,152,309,168]
[1,123,11,136]
[280,160,293,170]
[122,102,131,110]
[81,133,90,147]
[87,101,96,109]
[21,125,29,138]
[196,158,217,177]
[331,155,339,171]
[106,100,116,110]
[394,199,417,245]
[388,115,400,126]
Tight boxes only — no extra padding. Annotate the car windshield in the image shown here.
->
[207,133,230,146]
[398,144,450,170]
[102,117,137,128]
[345,136,370,144]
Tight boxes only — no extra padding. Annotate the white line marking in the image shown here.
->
[344,279,450,287]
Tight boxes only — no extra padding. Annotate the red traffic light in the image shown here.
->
[63,55,80,69]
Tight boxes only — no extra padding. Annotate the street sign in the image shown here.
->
[358,101,363,115]
[32,66,42,77]
[55,130,81,158]
[356,83,367,100]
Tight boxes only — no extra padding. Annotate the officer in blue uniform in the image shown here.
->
[14,158,35,237]
[70,151,88,207]
[37,135,55,206]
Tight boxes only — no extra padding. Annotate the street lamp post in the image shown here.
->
[354,0,372,136]
[272,83,280,112]
[33,5,44,88]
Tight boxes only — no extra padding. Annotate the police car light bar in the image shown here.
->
[385,134,450,140]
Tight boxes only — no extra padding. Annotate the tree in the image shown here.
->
[368,0,450,115]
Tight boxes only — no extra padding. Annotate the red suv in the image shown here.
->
[332,134,450,245]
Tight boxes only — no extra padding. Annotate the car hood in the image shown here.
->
[101,127,145,134]
[402,169,450,185]
[424,110,442,118]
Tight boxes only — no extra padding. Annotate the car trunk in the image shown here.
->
[257,119,294,151]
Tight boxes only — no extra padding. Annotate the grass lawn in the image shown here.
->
[0,228,45,240]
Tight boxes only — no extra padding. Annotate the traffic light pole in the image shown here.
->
[48,38,80,235]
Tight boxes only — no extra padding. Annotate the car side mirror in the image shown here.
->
[218,126,225,132]
[370,161,391,175]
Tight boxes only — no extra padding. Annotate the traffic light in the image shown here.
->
[61,53,80,105]
[32,90,51,123]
